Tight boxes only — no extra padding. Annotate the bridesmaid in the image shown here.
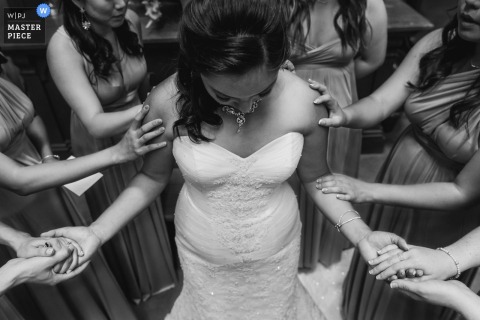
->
[47,0,177,301]
[288,0,387,268]
[315,1,480,319]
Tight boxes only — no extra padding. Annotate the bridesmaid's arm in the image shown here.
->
[295,95,407,262]
[47,31,140,139]
[25,115,54,161]
[41,78,178,265]
[354,0,387,79]
[318,148,480,210]
[0,106,165,195]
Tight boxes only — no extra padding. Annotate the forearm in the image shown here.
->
[0,261,20,295]
[453,287,480,320]
[303,181,370,245]
[343,95,393,129]
[26,116,53,158]
[6,147,122,195]
[0,222,29,252]
[369,182,473,210]
[90,173,168,244]
[86,106,140,138]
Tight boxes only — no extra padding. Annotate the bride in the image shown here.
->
[43,0,408,318]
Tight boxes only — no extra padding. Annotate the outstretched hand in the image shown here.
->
[368,245,458,281]
[307,79,346,128]
[316,174,372,203]
[41,226,102,269]
[357,231,409,263]
[114,104,167,163]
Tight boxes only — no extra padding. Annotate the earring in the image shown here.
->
[80,8,91,30]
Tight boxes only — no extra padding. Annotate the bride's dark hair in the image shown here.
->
[174,0,290,142]
[408,15,480,129]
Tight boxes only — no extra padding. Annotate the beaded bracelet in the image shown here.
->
[41,154,60,163]
[436,247,461,280]
[334,210,361,232]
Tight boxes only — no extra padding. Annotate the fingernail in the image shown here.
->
[318,120,324,125]
[376,275,381,280]
[80,251,84,256]
[143,105,149,110]
[368,260,373,265]
[336,194,341,199]
[369,270,373,274]
[377,250,382,255]
[67,269,72,274]
[321,188,328,192]
[308,78,313,82]
[46,248,54,255]
[314,99,320,104]
[390,283,398,289]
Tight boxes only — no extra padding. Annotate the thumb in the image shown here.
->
[318,118,339,127]
[41,228,67,238]
[390,279,417,292]
[390,234,409,251]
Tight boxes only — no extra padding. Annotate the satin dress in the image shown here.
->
[165,133,325,319]
[291,38,361,268]
[0,77,137,320]
[343,69,480,320]
[52,24,177,302]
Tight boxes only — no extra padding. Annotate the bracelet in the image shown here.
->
[335,210,361,232]
[436,247,461,280]
[41,154,59,163]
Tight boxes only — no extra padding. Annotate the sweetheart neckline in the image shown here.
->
[173,132,303,160]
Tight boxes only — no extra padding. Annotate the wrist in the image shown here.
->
[437,247,461,280]
[108,144,124,165]
[89,223,108,246]
[6,231,31,254]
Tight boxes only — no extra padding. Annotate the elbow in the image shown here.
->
[86,124,109,139]
[8,183,33,196]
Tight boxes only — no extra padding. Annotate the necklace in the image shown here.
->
[471,59,480,69]
[221,99,262,133]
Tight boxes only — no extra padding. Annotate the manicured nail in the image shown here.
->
[321,188,328,192]
[46,248,54,255]
[79,251,84,256]
[369,269,373,274]
[376,275,381,280]
[390,283,398,289]
[318,120,324,125]
[368,260,373,265]
[159,127,165,133]
[314,99,321,104]
[143,105,149,110]
[308,78,313,82]
[67,269,72,274]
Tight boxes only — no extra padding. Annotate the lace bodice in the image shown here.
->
[167,132,325,319]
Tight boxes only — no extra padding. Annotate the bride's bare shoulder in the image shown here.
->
[143,74,180,138]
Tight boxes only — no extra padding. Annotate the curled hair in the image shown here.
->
[289,0,369,53]
[60,0,143,82]
[408,15,480,129]
[174,0,290,142]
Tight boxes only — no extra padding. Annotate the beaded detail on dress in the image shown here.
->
[168,132,325,319]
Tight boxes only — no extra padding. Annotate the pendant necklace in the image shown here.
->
[221,98,262,133]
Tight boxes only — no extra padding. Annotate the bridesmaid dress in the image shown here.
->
[291,38,361,268]
[0,77,137,320]
[343,69,480,320]
[52,22,177,302]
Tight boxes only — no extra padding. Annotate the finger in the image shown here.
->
[370,252,408,277]
[390,234,409,251]
[376,260,414,280]
[307,79,327,92]
[313,94,332,105]
[390,279,418,292]
[135,142,168,156]
[131,104,150,130]
[320,186,347,194]
[387,275,398,282]
[318,118,340,127]
[53,262,62,274]
[68,247,79,273]
[65,238,84,257]
[377,244,400,256]
[316,175,336,184]
[406,268,416,278]
[59,255,74,274]
[41,228,68,238]
[24,239,56,257]
[369,248,403,266]
[416,269,424,277]
[318,181,339,189]
[54,261,91,282]
[335,194,351,201]
[139,127,165,144]
[397,269,406,279]
[139,118,163,135]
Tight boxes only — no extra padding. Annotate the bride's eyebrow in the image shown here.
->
[213,78,278,98]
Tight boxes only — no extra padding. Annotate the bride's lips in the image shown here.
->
[459,13,479,26]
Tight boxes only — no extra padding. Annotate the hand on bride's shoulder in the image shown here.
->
[143,74,179,141]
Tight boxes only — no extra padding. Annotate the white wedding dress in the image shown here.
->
[166,132,325,319]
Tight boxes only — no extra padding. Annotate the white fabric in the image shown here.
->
[167,132,325,320]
